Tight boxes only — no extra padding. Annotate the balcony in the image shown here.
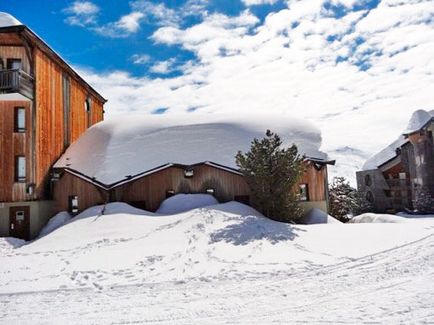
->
[0,69,34,99]
[386,178,410,190]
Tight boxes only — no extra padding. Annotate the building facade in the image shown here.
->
[51,159,334,218]
[0,13,106,240]
[356,110,434,213]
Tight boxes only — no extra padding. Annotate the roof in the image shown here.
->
[363,109,434,170]
[0,12,106,103]
[54,114,330,186]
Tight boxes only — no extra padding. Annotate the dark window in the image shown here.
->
[15,156,26,182]
[14,107,25,132]
[63,74,71,148]
[299,184,309,201]
[365,174,372,186]
[234,195,250,205]
[85,97,92,128]
[7,58,22,70]
[366,191,374,203]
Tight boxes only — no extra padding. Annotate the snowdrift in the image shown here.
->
[349,213,410,223]
[1,202,434,295]
[156,194,219,214]
[299,208,342,224]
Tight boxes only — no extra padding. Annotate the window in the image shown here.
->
[85,97,92,128]
[299,184,309,201]
[365,174,372,186]
[366,191,374,203]
[14,107,25,132]
[15,156,26,182]
[85,97,91,112]
[63,74,71,148]
[7,58,22,70]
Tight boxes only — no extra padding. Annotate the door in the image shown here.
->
[9,206,30,240]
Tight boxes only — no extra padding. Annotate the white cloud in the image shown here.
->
[131,54,151,64]
[63,1,99,27]
[80,0,434,183]
[150,59,177,74]
[92,0,208,38]
[242,0,279,6]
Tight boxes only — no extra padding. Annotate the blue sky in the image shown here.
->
[2,0,434,180]
[3,0,380,76]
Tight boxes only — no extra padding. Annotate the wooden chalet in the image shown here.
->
[0,13,106,240]
[51,120,335,220]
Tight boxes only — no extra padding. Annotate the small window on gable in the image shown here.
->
[15,156,26,182]
[14,107,25,132]
[299,184,309,201]
[7,58,22,70]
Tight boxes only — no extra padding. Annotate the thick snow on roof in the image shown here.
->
[363,109,433,170]
[54,114,328,185]
[0,12,22,28]
[403,109,434,135]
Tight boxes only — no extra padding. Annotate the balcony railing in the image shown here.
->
[0,69,34,99]
[386,178,410,189]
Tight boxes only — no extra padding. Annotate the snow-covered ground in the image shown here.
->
[1,202,434,324]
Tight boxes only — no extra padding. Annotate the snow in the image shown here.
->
[37,212,72,238]
[349,213,410,223]
[54,114,328,185]
[156,193,219,214]
[299,207,342,224]
[403,109,434,135]
[363,109,434,170]
[1,202,434,323]
[0,237,25,255]
[0,12,22,28]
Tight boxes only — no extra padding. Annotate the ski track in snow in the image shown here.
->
[1,203,434,324]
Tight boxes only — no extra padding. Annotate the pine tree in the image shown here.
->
[235,130,304,222]
[413,186,434,213]
[329,177,359,222]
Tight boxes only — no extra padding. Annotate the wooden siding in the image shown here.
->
[0,46,31,73]
[113,165,251,211]
[53,172,108,213]
[52,162,329,214]
[0,101,33,202]
[297,162,327,201]
[34,48,104,199]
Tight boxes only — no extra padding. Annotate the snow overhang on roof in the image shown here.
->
[54,115,330,186]
[0,12,23,28]
[362,109,433,170]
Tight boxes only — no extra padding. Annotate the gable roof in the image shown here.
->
[54,114,330,186]
[363,109,434,170]
[0,12,106,103]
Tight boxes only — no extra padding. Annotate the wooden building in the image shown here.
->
[0,13,106,240]
[51,159,334,218]
[357,110,434,213]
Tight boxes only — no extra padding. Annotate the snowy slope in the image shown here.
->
[1,202,434,323]
[54,114,328,185]
[363,109,434,170]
